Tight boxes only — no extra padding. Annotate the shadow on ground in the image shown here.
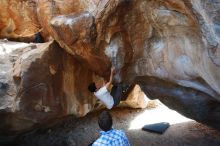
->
[8,104,220,146]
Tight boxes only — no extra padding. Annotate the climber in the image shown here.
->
[88,67,133,109]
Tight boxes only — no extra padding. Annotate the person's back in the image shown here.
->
[93,129,129,146]
[92,110,130,146]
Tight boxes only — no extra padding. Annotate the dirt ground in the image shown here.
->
[14,103,220,146]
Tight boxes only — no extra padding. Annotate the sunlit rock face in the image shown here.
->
[0,41,96,135]
[0,0,40,41]
[0,0,220,136]
[123,85,149,109]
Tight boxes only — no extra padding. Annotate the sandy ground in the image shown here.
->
[12,102,220,146]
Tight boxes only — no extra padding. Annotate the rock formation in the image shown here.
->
[0,0,40,41]
[0,0,220,136]
[0,40,98,135]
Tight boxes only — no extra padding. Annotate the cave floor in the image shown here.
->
[16,104,220,146]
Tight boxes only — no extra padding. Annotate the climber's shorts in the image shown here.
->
[110,84,122,107]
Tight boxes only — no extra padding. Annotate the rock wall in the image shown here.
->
[0,0,220,135]
[0,0,40,41]
[0,40,99,135]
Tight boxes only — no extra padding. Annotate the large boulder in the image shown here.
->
[0,41,97,135]
[0,0,220,135]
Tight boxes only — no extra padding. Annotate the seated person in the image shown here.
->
[88,67,132,109]
[34,32,44,43]
[92,110,130,146]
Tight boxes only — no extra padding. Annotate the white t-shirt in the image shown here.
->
[94,86,114,109]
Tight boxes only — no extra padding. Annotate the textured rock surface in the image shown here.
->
[0,0,40,41]
[0,0,220,136]
[122,84,149,109]
[0,41,97,135]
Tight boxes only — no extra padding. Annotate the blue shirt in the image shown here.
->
[92,129,130,146]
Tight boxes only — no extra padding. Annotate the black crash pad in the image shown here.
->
[142,122,170,134]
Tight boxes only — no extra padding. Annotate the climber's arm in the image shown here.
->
[105,67,115,89]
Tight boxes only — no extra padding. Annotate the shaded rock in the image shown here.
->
[137,76,220,128]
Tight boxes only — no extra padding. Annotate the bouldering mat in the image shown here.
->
[142,122,170,134]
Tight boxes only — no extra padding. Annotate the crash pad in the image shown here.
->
[142,122,170,134]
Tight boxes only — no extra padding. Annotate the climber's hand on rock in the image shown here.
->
[111,67,116,74]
